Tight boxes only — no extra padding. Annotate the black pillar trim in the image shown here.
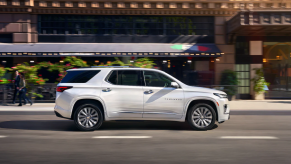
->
[235,55,262,64]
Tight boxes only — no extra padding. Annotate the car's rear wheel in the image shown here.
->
[187,103,216,130]
[73,103,103,131]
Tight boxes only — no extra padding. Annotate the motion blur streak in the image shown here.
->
[220,136,278,139]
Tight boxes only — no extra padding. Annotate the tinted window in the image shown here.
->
[61,70,100,83]
[144,71,174,87]
[107,70,142,86]
[108,71,117,84]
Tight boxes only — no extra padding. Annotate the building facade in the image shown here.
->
[0,0,290,99]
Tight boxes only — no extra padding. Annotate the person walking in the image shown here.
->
[18,73,32,106]
[12,70,20,104]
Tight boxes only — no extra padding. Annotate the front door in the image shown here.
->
[142,70,184,119]
[101,70,144,118]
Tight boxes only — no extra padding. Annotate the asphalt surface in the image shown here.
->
[0,111,291,164]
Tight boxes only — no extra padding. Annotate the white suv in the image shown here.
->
[54,67,230,131]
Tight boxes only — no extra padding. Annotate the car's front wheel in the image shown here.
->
[73,103,103,131]
[187,103,216,130]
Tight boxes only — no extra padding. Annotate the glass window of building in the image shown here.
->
[263,42,291,98]
[236,64,250,94]
[38,15,214,36]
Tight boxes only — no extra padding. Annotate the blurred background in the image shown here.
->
[1,0,291,164]
[1,0,291,101]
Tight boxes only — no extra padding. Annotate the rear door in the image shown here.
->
[101,70,144,118]
[142,70,185,119]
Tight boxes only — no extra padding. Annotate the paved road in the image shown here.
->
[0,111,291,164]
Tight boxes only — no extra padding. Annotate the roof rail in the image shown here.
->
[91,66,134,68]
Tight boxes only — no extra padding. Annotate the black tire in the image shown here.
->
[187,103,216,130]
[73,102,103,131]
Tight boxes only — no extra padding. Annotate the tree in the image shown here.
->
[97,57,155,68]
[38,56,88,82]
[0,67,8,84]
[220,70,239,100]
[251,68,270,94]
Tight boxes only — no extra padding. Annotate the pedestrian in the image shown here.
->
[18,73,32,106]
[12,70,20,104]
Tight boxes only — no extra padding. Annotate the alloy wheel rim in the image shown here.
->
[78,107,99,128]
[192,107,212,128]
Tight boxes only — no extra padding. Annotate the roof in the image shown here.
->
[67,67,158,71]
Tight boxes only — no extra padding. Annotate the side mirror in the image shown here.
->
[171,82,179,88]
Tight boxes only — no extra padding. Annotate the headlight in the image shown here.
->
[213,93,228,98]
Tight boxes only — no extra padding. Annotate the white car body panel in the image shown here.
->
[54,68,230,123]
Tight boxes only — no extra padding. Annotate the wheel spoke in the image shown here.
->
[203,108,207,115]
[194,111,199,116]
[80,110,86,116]
[204,119,208,125]
[201,119,205,126]
[86,120,90,128]
[197,109,203,116]
[79,117,86,121]
[81,119,86,126]
[90,119,97,125]
[204,119,211,123]
[194,118,200,124]
[88,120,93,127]
[89,108,93,115]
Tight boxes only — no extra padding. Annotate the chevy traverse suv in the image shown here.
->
[54,67,230,131]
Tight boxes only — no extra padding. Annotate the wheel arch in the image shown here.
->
[71,98,106,120]
[185,98,219,121]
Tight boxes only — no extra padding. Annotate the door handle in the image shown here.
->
[144,90,154,94]
[102,88,111,92]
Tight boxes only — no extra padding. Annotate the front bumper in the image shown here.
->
[217,98,230,123]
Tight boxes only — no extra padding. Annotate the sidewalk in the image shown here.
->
[0,100,291,111]
[229,100,291,110]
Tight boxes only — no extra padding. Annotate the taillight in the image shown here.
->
[56,86,72,92]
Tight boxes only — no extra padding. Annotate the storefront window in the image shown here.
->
[263,42,291,98]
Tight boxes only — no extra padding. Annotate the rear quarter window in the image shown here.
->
[60,70,100,83]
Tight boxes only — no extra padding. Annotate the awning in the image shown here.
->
[0,43,222,57]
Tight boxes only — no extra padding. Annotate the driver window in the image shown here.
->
[143,71,174,87]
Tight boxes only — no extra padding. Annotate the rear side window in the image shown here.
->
[60,70,100,83]
[107,70,142,86]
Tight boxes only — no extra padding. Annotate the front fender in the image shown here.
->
[183,96,219,120]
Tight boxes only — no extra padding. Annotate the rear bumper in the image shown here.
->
[54,105,71,119]
[54,111,70,119]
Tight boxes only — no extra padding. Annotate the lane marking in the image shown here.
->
[0,136,7,138]
[220,136,278,139]
[93,136,152,139]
